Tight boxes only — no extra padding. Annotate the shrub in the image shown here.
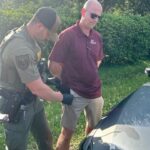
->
[98,14,150,64]
[0,9,31,41]
[0,6,150,65]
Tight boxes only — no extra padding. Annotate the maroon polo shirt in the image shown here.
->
[49,22,104,99]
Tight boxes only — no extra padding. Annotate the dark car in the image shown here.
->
[80,83,150,150]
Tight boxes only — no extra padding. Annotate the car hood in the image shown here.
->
[80,83,150,150]
[84,124,150,150]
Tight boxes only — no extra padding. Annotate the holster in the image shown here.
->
[0,88,22,123]
[0,88,36,123]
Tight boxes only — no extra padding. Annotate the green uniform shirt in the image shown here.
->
[0,25,41,90]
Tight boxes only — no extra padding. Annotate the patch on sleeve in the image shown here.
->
[16,54,30,70]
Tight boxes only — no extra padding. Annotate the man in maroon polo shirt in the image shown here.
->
[48,0,104,150]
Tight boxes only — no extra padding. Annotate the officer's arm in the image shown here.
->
[26,77,73,105]
[26,77,63,102]
[48,60,63,79]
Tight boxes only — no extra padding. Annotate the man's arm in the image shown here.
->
[26,77,63,102]
[26,77,73,105]
[48,60,63,79]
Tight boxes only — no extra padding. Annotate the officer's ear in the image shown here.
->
[81,8,86,17]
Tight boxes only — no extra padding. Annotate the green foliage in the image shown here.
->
[127,0,150,15]
[56,0,83,31]
[100,61,150,113]
[101,0,150,15]
[0,2,38,41]
[0,1,150,65]
[98,13,150,64]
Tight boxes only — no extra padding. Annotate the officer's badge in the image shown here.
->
[16,54,30,70]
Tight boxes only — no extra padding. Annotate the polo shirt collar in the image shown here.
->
[75,20,94,38]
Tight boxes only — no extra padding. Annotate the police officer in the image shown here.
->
[0,7,73,150]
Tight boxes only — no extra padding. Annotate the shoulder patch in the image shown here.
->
[16,54,30,70]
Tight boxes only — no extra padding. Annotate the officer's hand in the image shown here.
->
[62,94,74,105]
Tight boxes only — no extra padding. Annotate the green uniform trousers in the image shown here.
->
[4,100,53,150]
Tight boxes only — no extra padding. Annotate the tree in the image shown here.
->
[100,0,150,15]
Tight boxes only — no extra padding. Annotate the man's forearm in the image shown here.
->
[26,78,63,102]
[48,60,63,79]
[26,77,74,105]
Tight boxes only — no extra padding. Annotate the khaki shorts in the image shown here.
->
[61,90,104,131]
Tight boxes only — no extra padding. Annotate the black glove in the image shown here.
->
[62,94,74,105]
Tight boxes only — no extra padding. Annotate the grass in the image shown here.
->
[0,60,150,150]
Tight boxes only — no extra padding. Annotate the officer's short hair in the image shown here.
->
[32,7,57,30]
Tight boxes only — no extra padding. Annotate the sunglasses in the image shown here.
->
[90,13,101,19]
